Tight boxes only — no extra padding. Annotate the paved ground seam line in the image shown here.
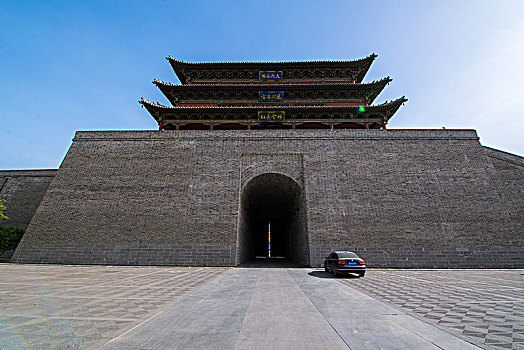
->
[287,269,351,349]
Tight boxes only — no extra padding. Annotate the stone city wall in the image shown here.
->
[12,129,524,267]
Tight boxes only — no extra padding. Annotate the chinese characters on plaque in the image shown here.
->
[258,111,285,123]
[259,71,283,81]
[258,91,284,102]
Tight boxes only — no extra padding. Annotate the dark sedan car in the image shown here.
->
[324,251,366,277]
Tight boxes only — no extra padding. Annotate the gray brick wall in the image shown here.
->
[312,247,524,268]
[0,170,56,229]
[14,244,232,266]
[483,146,524,235]
[12,129,524,267]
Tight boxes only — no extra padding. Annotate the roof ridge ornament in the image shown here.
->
[166,53,378,65]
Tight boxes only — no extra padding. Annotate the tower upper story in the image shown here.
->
[167,54,377,84]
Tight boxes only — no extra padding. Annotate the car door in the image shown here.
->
[329,253,337,270]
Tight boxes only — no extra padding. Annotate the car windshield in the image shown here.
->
[338,252,358,258]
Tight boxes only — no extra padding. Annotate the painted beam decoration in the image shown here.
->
[259,71,283,81]
[259,91,284,102]
[258,111,285,123]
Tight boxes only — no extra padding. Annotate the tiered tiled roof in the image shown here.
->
[140,55,407,130]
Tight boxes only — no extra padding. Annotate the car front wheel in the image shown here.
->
[332,267,338,277]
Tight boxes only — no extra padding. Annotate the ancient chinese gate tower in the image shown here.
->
[140,54,406,130]
[12,55,523,267]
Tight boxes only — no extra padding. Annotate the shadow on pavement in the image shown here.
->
[238,258,305,268]
[308,271,361,279]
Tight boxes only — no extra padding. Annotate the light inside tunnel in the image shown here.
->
[267,222,271,258]
[268,222,271,258]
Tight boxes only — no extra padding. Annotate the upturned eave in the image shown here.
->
[139,96,407,125]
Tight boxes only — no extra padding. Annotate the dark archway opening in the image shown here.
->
[237,173,309,267]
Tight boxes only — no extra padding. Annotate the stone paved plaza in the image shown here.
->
[338,269,524,349]
[0,264,229,349]
[0,265,522,349]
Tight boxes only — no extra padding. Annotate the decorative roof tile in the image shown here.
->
[166,54,377,67]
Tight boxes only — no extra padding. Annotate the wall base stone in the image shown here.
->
[13,244,233,266]
[14,244,523,268]
[312,247,524,268]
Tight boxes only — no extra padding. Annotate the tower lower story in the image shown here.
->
[12,129,524,268]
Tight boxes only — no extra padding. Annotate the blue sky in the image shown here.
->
[1,0,523,169]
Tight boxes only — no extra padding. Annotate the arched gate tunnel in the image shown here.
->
[236,173,310,266]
